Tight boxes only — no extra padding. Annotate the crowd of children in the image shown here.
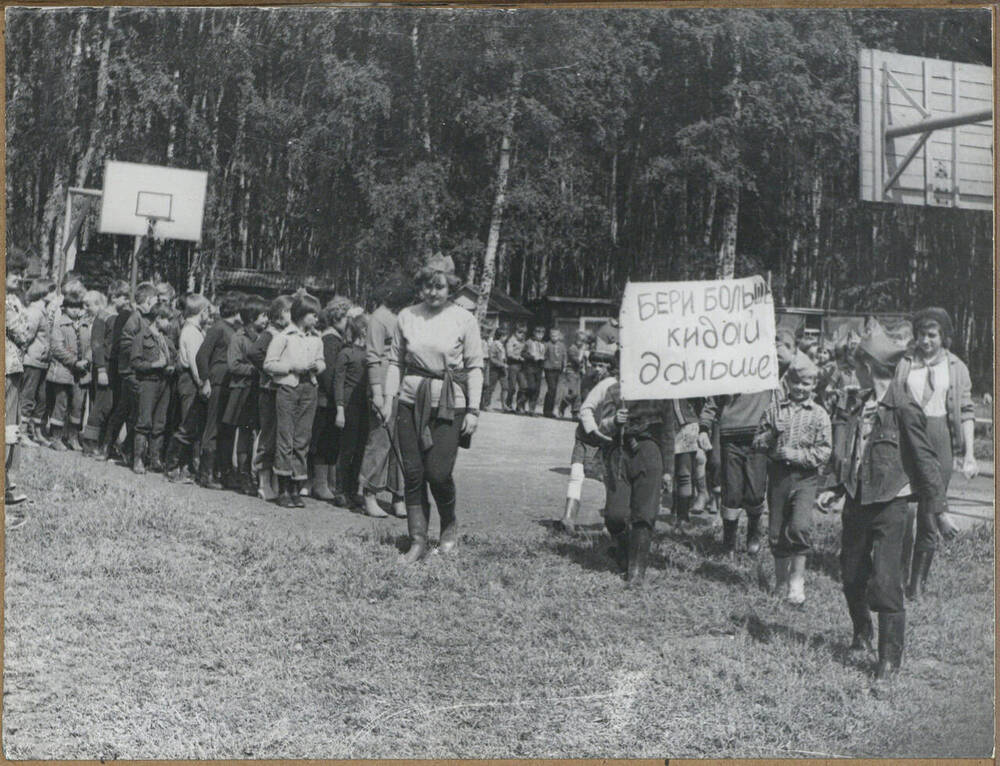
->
[3,263,422,514]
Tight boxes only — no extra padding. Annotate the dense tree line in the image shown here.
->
[5,7,993,388]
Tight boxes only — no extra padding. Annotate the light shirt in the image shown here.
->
[579,376,618,436]
[264,324,326,387]
[907,357,949,417]
[177,319,204,377]
[390,302,484,408]
[853,393,910,498]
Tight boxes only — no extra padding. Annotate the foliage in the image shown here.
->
[5,8,993,387]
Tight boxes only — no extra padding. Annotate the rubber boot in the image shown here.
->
[164,438,184,480]
[674,494,691,524]
[400,504,429,564]
[773,555,791,598]
[363,490,389,518]
[875,612,905,680]
[290,479,306,508]
[65,422,83,451]
[626,524,652,585]
[786,554,807,605]
[437,503,458,554]
[277,476,297,508]
[311,463,336,501]
[847,596,874,653]
[132,435,148,475]
[721,519,739,554]
[607,529,629,573]
[906,550,934,600]
[148,436,165,472]
[199,452,224,490]
[746,512,764,555]
[559,497,580,534]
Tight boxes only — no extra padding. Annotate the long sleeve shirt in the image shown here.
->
[543,341,567,371]
[334,344,367,408]
[487,339,507,369]
[389,302,484,409]
[116,311,142,376]
[5,294,30,375]
[248,327,275,389]
[317,328,344,407]
[525,338,547,363]
[177,318,205,380]
[132,318,174,374]
[700,390,775,440]
[365,305,397,389]
[753,395,832,470]
[264,324,325,387]
[227,326,259,389]
[196,319,237,385]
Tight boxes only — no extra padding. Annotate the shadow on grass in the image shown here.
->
[734,610,868,670]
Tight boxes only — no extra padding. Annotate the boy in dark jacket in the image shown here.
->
[223,297,268,494]
[195,293,242,489]
[131,303,177,474]
[99,280,135,459]
[818,327,953,680]
[588,378,675,584]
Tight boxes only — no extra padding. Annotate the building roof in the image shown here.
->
[540,295,616,306]
[454,285,534,319]
[214,267,332,294]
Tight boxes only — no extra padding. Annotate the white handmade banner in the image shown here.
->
[619,276,780,400]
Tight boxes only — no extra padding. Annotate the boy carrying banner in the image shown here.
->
[583,349,675,584]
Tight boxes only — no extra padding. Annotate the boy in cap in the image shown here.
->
[754,352,832,604]
[818,327,954,680]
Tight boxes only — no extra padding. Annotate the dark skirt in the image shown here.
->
[222,384,258,428]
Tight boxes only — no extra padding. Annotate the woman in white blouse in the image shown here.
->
[380,255,484,563]
[895,307,975,599]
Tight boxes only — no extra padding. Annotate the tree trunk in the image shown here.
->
[716,32,742,280]
[76,7,115,187]
[477,64,522,324]
[411,21,431,153]
[609,148,618,245]
[702,182,717,250]
[716,188,738,279]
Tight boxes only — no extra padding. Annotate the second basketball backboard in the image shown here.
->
[859,48,992,210]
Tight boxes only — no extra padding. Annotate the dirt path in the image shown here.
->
[29,412,606,546]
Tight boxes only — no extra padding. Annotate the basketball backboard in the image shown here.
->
[859,48,992,210]
[99,160,208,241]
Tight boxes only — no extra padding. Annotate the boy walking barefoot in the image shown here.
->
[754,353,832,605]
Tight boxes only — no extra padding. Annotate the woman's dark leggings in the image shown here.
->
[395,401,464,519]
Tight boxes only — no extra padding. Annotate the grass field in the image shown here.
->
[3,414,995,760]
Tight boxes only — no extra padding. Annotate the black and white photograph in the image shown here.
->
[2,5,994,760]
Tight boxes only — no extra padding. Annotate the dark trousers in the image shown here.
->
[311,404,339,464]
[542,369,562,417]
[200,381,233,469]
[721,435,767,511]
[83,382,114,442]
[136,375,171,458]
[841,495,907,615]
[172,371,205,448]
[603,438,663,536]
[274,382,317,480]
[106,373,138,452]
[20,365,47,424]
[518,362,542,411]
[254,389,277,473]
[484,365,506,410]
[910,415,953,555]
[675,452,694,499]
[396,401,463,516]
[336,394,370,497]
[47,381,85,427]
[504,362,522,410]
[767,464,818,555]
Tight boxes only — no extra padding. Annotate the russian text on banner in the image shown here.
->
[619,276,780,400]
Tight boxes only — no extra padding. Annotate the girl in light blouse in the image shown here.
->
[380,255,484,563]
